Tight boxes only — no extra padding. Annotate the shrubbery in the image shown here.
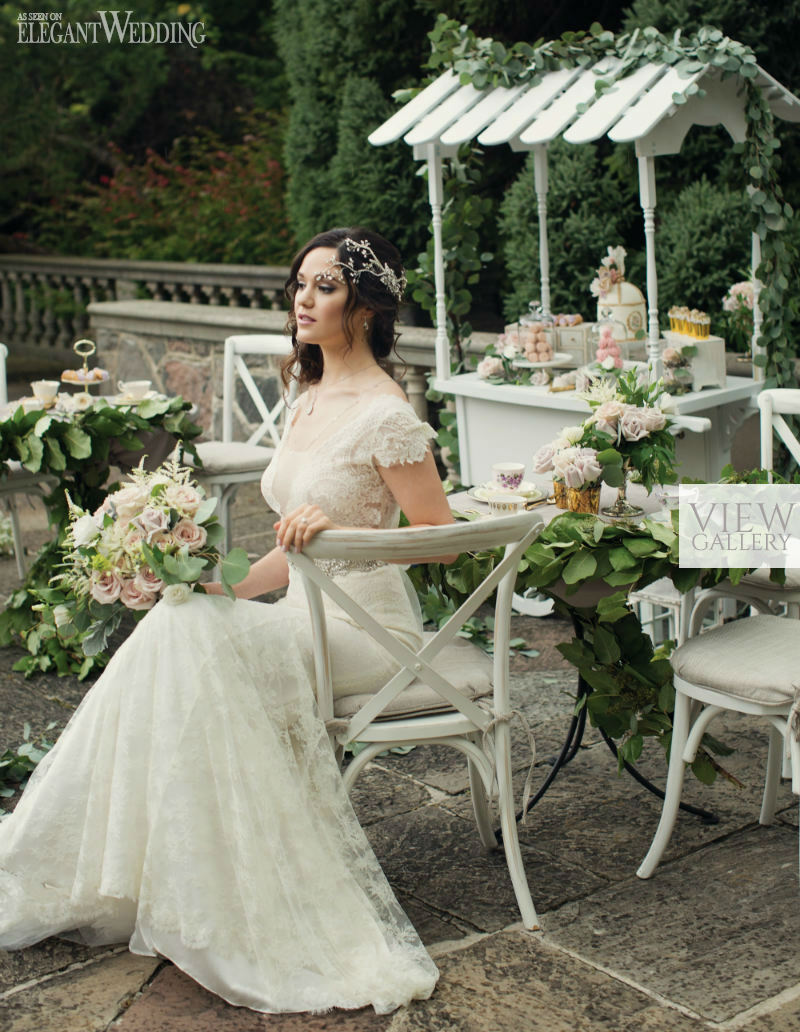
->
[33,115,293,265]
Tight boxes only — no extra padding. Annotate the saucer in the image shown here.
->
[110,390,160,406]
[468,481,544,503]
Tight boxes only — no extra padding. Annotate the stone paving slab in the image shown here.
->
[0,949,159,1032]
[540,823,800,1024]
[0,939,111,994]
[390,929,705,1032]
[365,804,605,934]
[115,962,391,1032]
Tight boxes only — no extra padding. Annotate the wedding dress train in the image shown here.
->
[0,395,439,1013]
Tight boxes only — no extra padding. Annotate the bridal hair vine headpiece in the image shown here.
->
[315,238,407,301]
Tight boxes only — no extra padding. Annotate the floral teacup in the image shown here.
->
[492,462,525,492]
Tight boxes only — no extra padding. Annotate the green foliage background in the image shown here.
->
[1,0,799,348]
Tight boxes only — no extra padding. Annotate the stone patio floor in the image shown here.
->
[1,485,799,1032]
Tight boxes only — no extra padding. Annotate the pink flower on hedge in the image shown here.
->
[90,570,123,605]
[172,518,207,551]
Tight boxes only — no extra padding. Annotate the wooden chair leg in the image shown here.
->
[494,722,539,930]
[637,689,692,879]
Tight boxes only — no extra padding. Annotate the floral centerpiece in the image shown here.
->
[590,245,627,301]
[720,280,755,354]
[532,368,676,516]
[51,461,249,658]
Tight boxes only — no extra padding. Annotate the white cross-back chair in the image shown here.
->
[637,612,800,879]
[189,334,294,553]
[290,511,544,930]
[0,343,58,579]
[688,388,800,625]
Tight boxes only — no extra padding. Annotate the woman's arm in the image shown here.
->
[275,448,457,564]
[204,546,290,598]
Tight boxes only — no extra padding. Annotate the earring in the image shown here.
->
[363,317,370,335]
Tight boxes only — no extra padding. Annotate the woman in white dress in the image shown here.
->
[0,228,456,1014]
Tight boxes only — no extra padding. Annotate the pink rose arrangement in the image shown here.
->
[58,461,250,656]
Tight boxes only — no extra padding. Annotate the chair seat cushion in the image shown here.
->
[671,615,800,705]
[191,441,275,475]
[334,634,493,721]
[739,567,800,591]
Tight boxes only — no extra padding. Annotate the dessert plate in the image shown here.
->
[468,482,544,503]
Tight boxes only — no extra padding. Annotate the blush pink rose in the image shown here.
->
[89,569,123,605]
[110,485,150,520]
[132,506,170,543]
[619,408,650,442]
[119,579,158,611]
[593,400,626,426]
[531,443,556,474]
[172,518,207,551]
[639,407,667,432]
[134,567,166,594]
[477,356,504,379]
[163,484,202,515]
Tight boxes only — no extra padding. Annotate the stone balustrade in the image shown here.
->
[87,299,493,448]
[0,255,289,359]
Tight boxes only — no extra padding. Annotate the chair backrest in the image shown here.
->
[0,342,7,408]
[758,388,800,476]
[221,334,295,447]
[289,512,543,738]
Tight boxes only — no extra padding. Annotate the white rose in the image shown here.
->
[619,409,650,442]
[132,506,170,544]
[501,339,520,359]
[560,424,585,445]
[601,355,617,370]
[72,513,100,547]
[162,583,193,606]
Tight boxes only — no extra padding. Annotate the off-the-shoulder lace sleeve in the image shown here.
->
[367,400,437,469]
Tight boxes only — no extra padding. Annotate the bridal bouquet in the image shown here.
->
[53,461,249,657]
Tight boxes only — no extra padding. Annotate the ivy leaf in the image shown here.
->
[562,551,597,584]
[63,424,92,459]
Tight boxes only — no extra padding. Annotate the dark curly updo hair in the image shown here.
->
[281,226,406,391]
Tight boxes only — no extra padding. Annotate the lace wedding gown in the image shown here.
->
[0,394,439,1014]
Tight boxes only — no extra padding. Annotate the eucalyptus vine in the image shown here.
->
[415,17,796,387]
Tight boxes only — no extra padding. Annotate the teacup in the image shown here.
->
[492,462,525,492]
[118,379,152,401]
[486,492,526,516]
[31,379,59,403]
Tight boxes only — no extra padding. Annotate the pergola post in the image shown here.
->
[637,153,661,377]
[532,145,551,319]
[425,143,450,382]
[750,230,764,383]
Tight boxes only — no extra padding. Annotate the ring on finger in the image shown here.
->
[300,516,309,525]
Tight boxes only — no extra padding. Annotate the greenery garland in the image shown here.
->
[412,17,796,388]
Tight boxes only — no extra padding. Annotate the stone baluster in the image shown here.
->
[72,277,90,337]
[12,273,27,342]
[54,276,71,348]
[27,272,44,344]
[41,275,57,348]
[0,272,12,341]
[403,364,429,422]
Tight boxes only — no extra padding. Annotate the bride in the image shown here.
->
[0,228,456,1014]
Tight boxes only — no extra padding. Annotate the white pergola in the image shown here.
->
[370,59,800,383]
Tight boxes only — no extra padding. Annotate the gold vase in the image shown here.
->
[553,481,567,508]
[566,485,601,514]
